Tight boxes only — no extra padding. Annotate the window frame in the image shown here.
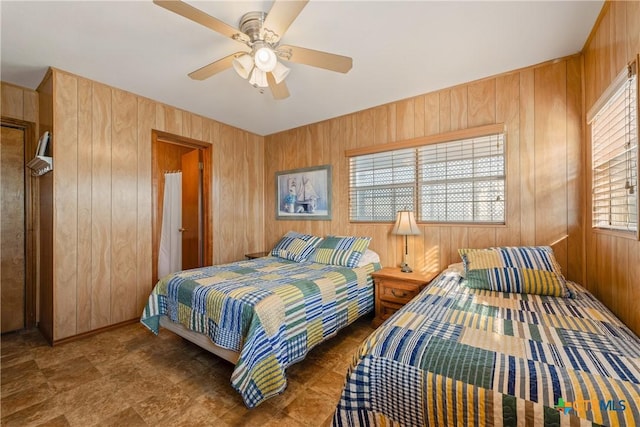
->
[346,124,506,225]
[587,60,639,238]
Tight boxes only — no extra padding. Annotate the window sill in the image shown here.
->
[592,227,639,241]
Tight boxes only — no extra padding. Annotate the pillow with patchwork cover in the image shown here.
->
[271,231,323,262]
[309,235,372,268]
[458,246,569,297]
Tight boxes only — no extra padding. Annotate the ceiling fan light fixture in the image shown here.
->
[254,46,277,72]
[232,53,254,79]
[249,68,269,88]
[272,61,290,84]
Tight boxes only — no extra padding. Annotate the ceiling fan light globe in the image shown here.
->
[272,61,290,84]
[249,68,269,88]
[254,47,277,72]
[232,54,254,79]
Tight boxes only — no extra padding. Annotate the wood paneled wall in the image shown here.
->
[1,82,38,123]
[265,56,583,285]
[41,68,264,341]
[3,0,636,340]
[583,1,640,335]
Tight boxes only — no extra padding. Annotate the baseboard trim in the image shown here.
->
[48,318,140,346]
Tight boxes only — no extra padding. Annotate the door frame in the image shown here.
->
[1,118,37,330]
[151,130,212,285]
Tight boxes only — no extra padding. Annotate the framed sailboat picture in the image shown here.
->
[276,165,332,220]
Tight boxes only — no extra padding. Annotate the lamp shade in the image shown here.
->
[254,46,277,72]
[232,54,254,79]
[249,68,268,88]
[392,211,421,236]
[271,61,290,84]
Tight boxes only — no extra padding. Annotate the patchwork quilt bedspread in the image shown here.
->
[334,268,640,426]
[141,256,379,408]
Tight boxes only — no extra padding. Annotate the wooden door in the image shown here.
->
[1,125,25,333]
[181,149,202,270]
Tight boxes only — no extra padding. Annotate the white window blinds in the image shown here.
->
[349,132,505,223]
[589,62,638,233]
[349,148,416,221]
[418,133,505,222]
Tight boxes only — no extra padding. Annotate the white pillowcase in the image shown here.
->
[447,262,465,277]
[356,249,381,267]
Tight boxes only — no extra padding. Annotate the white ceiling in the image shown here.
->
[1,1,603,136]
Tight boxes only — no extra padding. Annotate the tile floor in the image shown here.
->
[1,315,375,426]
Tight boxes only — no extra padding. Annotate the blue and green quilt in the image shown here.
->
[141,256,379,407]
[334,267,640,426]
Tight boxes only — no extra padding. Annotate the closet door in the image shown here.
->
[1,125,25,333]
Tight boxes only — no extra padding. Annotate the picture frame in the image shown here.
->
[276,164,332,220]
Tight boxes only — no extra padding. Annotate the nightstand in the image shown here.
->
[245,251,270,259]
[371,267,437,328]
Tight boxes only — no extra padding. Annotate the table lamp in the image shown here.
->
[392,210,421,273]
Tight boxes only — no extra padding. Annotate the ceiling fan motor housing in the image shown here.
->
[238,11,280,73]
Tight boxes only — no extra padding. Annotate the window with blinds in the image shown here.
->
[418,134,505,222]
[589,62,638,233]
[349,132,505,223]
[349,148,416,221]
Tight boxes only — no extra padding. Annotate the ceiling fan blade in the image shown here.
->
[188,53,243,80]
[279,45,352,73]
[154,0,245,41]
[263,0,309,40]
[267,73,290,100]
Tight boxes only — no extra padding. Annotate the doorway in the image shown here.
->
[151,130,212,285]
[1,122,36,333]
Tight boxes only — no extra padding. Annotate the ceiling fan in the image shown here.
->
[153,0,353,100]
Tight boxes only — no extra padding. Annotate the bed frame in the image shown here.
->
[159,315,239,364]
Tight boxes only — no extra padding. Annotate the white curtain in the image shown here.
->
[158,172,182,278]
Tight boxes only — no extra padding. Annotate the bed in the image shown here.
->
[333,246,640,426]
[141,232,380,408]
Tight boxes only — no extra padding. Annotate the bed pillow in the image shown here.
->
[447,262,465,277]
[271,231,323,262]
[310,236,372,268]
[458,246,569,297]
[356,249,381,267]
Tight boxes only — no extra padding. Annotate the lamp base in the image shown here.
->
[400,262,413,273]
